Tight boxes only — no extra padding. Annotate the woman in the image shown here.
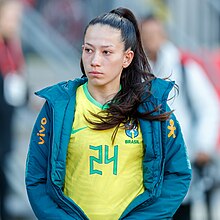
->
[25,7,191,220]
[0,0,24,219]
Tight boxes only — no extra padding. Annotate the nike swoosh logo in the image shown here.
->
[71,126,87,134]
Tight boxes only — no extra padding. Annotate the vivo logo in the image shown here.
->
[37,117,47,144]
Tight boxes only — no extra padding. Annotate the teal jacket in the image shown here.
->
[25,77,191,220]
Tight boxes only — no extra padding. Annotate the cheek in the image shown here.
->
[109,60,124,75]
[109,54,124,65]
[114,57,124,69]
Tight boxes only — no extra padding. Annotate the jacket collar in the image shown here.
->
[35,77,88,103]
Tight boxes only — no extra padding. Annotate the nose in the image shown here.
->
[91,52,101,67]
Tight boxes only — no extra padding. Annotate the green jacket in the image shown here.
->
[25,77,191,219]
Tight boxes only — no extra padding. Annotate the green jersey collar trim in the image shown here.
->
[83,82,121,110]
[83,82,108,110]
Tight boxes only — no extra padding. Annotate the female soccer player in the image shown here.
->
[26,7,191,220]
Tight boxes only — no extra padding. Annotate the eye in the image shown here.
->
[103,50,111,55]
[84,48,93,54]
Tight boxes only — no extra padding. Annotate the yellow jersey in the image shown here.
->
[64,83,144,220]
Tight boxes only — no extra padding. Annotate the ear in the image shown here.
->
[122,50,134,68]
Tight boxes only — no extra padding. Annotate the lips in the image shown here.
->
[88,71,103,75]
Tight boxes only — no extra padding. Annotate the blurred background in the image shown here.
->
[0,0,220,220]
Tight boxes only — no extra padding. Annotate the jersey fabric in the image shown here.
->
[25,77,192,220]
[64,83,144,219]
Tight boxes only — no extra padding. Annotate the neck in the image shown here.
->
[87,83,120,105]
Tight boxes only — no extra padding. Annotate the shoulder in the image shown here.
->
[35,77,87,102]
[150,77,175,101]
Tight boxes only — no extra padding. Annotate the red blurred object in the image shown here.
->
[0,38,24,77]
[19,0,36,7]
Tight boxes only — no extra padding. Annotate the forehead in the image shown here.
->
[141,20,162,34]
[84,24,123,47]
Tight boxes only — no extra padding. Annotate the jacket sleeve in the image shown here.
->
[25,102,74,220]
[124,112,192,220]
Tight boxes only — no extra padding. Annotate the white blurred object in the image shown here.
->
[3,72,27,107]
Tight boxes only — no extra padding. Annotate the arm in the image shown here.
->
[125,113,192,220]
[25,102,74,220]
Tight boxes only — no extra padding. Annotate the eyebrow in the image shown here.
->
[85,42,114,48]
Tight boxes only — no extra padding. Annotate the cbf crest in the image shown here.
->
[125,121,139,139]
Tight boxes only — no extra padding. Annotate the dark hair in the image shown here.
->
[80,7,172,140]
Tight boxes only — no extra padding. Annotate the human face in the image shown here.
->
[82,24,133,91]
[0,1,23,39]
[141,20,165,61]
